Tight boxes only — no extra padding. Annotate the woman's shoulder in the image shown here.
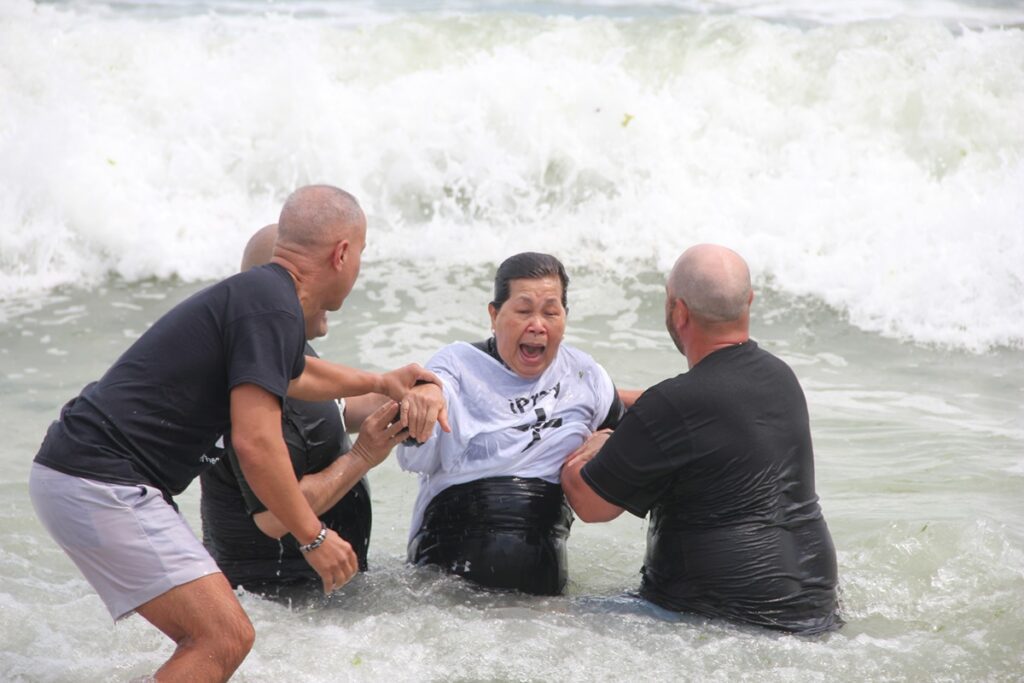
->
[557,343,604,371]
[434,340,491,364]
[428,341,505,380]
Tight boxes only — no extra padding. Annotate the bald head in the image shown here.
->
[277,184,365,249]
[668,244,752,324]
[240,223,278,272]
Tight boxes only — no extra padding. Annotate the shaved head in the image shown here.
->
[277,185,365,248]
[668,244,752,324]
[240,223,278,272]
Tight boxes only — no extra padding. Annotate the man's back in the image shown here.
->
[648,340,819,527]
[582,341,841,633]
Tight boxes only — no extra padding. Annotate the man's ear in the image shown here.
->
[672,297,689,328]
[333,239,350,270]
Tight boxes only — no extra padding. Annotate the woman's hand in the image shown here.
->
[400,383,451,443]
[378,364,442,402]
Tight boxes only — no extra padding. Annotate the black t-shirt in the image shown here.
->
[34,264,306,498]
[582,341,841,634]
[200,344,372,586]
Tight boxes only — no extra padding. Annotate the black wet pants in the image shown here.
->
[408,476,573,595]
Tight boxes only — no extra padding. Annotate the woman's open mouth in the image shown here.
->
[519,343,546,362]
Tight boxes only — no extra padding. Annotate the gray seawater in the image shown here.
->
[2,263,1022,681]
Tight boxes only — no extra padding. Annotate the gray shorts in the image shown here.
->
[29,462,221,621]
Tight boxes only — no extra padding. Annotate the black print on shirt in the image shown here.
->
[507,382,561,415]
[514,407,563,452]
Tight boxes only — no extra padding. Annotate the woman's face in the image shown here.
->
[488,275,566,378]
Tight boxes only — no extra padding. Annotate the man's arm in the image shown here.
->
[229,383,358,592]
[253,400,404,539]
[560,431,625,523]
[342,388,450,438]
[289,358,446,441]
[289,357,441,404]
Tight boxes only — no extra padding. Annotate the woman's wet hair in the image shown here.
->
[492,252,569,311]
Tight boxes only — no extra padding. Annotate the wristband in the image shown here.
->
[298,521,328,554]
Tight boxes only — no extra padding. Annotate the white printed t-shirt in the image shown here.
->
[397,341,616,542]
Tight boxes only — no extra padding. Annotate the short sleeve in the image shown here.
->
[580,387,688,517]
[225,311,305,399]
[426,345,462,397]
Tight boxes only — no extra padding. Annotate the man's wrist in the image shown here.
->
[370,372,388,397]
[348,441,376,469]
[298,521,328,553]
[296,519,326,546]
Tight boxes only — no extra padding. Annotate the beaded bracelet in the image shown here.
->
[298,522,328,554]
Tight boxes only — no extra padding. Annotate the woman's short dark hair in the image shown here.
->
[492,252,569,311]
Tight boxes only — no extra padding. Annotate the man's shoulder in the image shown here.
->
[219,264,301,320]
[182,263,290,308]
[739,340,800,382]
[649,371,689,394]
[626,373,695,422]
[231,263,293,296]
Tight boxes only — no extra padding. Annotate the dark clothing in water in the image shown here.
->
[408,476,572,595]
[582,341,841,634]
[201,344,372,593]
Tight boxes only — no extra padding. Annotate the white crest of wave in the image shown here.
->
[0,2,1022,350]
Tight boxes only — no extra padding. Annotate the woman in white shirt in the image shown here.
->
[397,253,631,594]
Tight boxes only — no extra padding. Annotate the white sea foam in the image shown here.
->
[1,0,1022,350]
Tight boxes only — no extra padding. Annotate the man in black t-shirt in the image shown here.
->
[201,223,392,595]
[29,186,448,681]
[561,244,841,634]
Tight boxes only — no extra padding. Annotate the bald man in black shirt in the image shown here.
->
[31,186,445,681]
[561,244,841,634]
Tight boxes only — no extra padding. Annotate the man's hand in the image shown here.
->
[560,429,624,523]
[378,364,442,402]
[563,429,612,471]
[349,400,407,468]
[301,530,359,594]
[399,382,451,443]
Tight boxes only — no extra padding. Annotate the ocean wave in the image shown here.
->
[1,1,1022,350]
